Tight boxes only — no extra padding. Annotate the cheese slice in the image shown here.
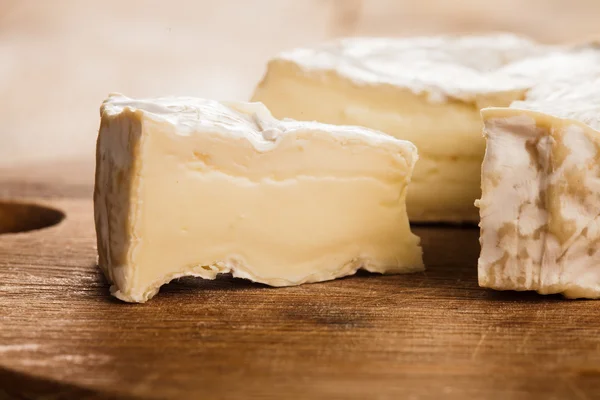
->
[94,94,423,303]
[478,73,600,298]
[251,34,553,222]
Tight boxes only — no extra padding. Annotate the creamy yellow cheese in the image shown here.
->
[94,94,423,303]
[478,75,600,298]
[252,34,552,222]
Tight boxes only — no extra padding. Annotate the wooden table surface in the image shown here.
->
[2,161,600,399]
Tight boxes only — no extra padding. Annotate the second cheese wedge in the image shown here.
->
[94,94,424,303]
[478,75,600,298]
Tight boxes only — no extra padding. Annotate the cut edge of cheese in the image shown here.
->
[252,56,520,223]
[478,106,600,299]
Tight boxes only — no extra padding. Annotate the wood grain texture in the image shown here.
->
[2,161,600,399]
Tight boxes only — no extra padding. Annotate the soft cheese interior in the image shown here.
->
[479,72,600,298]
[95,94,423,302]
[252,34,549,222]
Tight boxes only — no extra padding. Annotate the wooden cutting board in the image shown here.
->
[1,160,600,399]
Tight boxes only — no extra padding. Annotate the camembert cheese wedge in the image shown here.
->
[252,34,551,223]
[478,73,600,298]
[94,94,423,303]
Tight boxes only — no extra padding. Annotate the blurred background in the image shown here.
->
[2,0,599,167]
